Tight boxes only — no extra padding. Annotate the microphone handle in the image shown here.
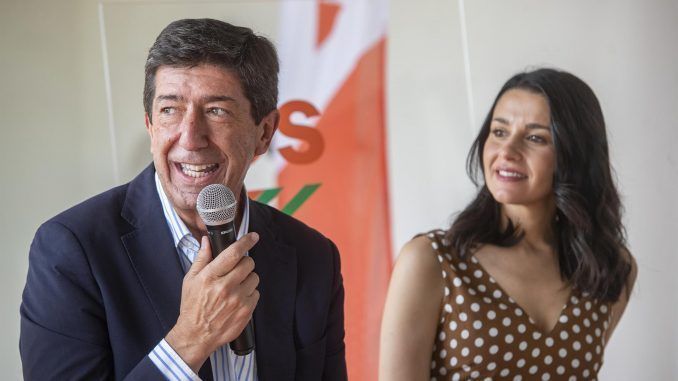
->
[206,222,236,256]
[205,223,255,355]
[231,323,255,355]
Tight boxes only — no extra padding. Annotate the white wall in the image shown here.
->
[1,0,676,379]
[1,1,113,378]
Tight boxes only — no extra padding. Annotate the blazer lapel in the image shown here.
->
[249,201,297,381]
[119,165,213,379]
[120,165,184,333]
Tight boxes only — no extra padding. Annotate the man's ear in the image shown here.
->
[254,109,280,156]
[145,113,154,154]
[145,113,153,134]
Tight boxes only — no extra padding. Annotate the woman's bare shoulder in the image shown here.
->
[395,234,441,276]
[395,231,451,278]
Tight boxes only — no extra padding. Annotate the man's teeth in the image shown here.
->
[498,170,525,178]
[180,163,218,178]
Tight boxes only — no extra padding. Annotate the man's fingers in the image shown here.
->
[189,236,212,275]
[207,232,259,277]
[240,272,260,296]
[246,289,260,309]
[236,289,260,319]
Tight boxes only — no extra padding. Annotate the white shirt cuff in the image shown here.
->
[149,339,202,381]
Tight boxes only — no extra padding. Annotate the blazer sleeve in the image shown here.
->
[20,221,167,381]
[322,239,348,381]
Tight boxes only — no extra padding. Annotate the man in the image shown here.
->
[20,19,346,381]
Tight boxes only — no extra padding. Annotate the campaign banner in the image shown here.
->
[248,1,391,379]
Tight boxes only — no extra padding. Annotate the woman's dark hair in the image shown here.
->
[446,68,631,303]
[143,18,279,124]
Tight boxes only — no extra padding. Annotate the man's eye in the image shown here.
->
[160,107,175,115]
[207,108,226,116]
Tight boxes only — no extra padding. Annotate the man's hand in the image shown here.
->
[165,232,260,372]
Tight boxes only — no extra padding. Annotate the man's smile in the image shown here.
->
[177,162,220,178]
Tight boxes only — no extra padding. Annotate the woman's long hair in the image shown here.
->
[446,68,631,303]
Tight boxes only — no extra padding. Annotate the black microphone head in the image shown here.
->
[196,184,237,226]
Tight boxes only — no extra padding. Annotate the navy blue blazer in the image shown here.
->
[20,165,347,380]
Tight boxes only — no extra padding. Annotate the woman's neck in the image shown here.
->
[501,200,557,252]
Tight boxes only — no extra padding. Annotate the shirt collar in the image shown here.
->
[154,172,250,252]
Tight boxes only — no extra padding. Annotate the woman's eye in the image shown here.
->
[491,128,506,137]
[527,135,547,144]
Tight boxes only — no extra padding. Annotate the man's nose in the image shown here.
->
[178,108,209,150]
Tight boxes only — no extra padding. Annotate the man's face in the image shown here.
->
[146,64,278,226]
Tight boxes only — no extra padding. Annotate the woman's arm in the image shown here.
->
[379,235,445,381]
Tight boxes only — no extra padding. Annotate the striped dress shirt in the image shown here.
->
[149,173,258,381]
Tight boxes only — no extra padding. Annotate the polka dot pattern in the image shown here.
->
[425,230,611,380]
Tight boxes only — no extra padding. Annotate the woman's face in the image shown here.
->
[483,88,556,209]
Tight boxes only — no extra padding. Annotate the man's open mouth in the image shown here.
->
[179,163,219,178]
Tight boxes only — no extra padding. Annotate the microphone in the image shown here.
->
[196,184,255,356]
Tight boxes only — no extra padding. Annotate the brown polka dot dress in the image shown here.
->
[425,230,612,381]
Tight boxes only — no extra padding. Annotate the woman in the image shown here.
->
[379,68,637,380]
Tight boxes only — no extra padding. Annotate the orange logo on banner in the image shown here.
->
[248,101,324,215]
[279,100,324,164]
[317,2,341,48]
